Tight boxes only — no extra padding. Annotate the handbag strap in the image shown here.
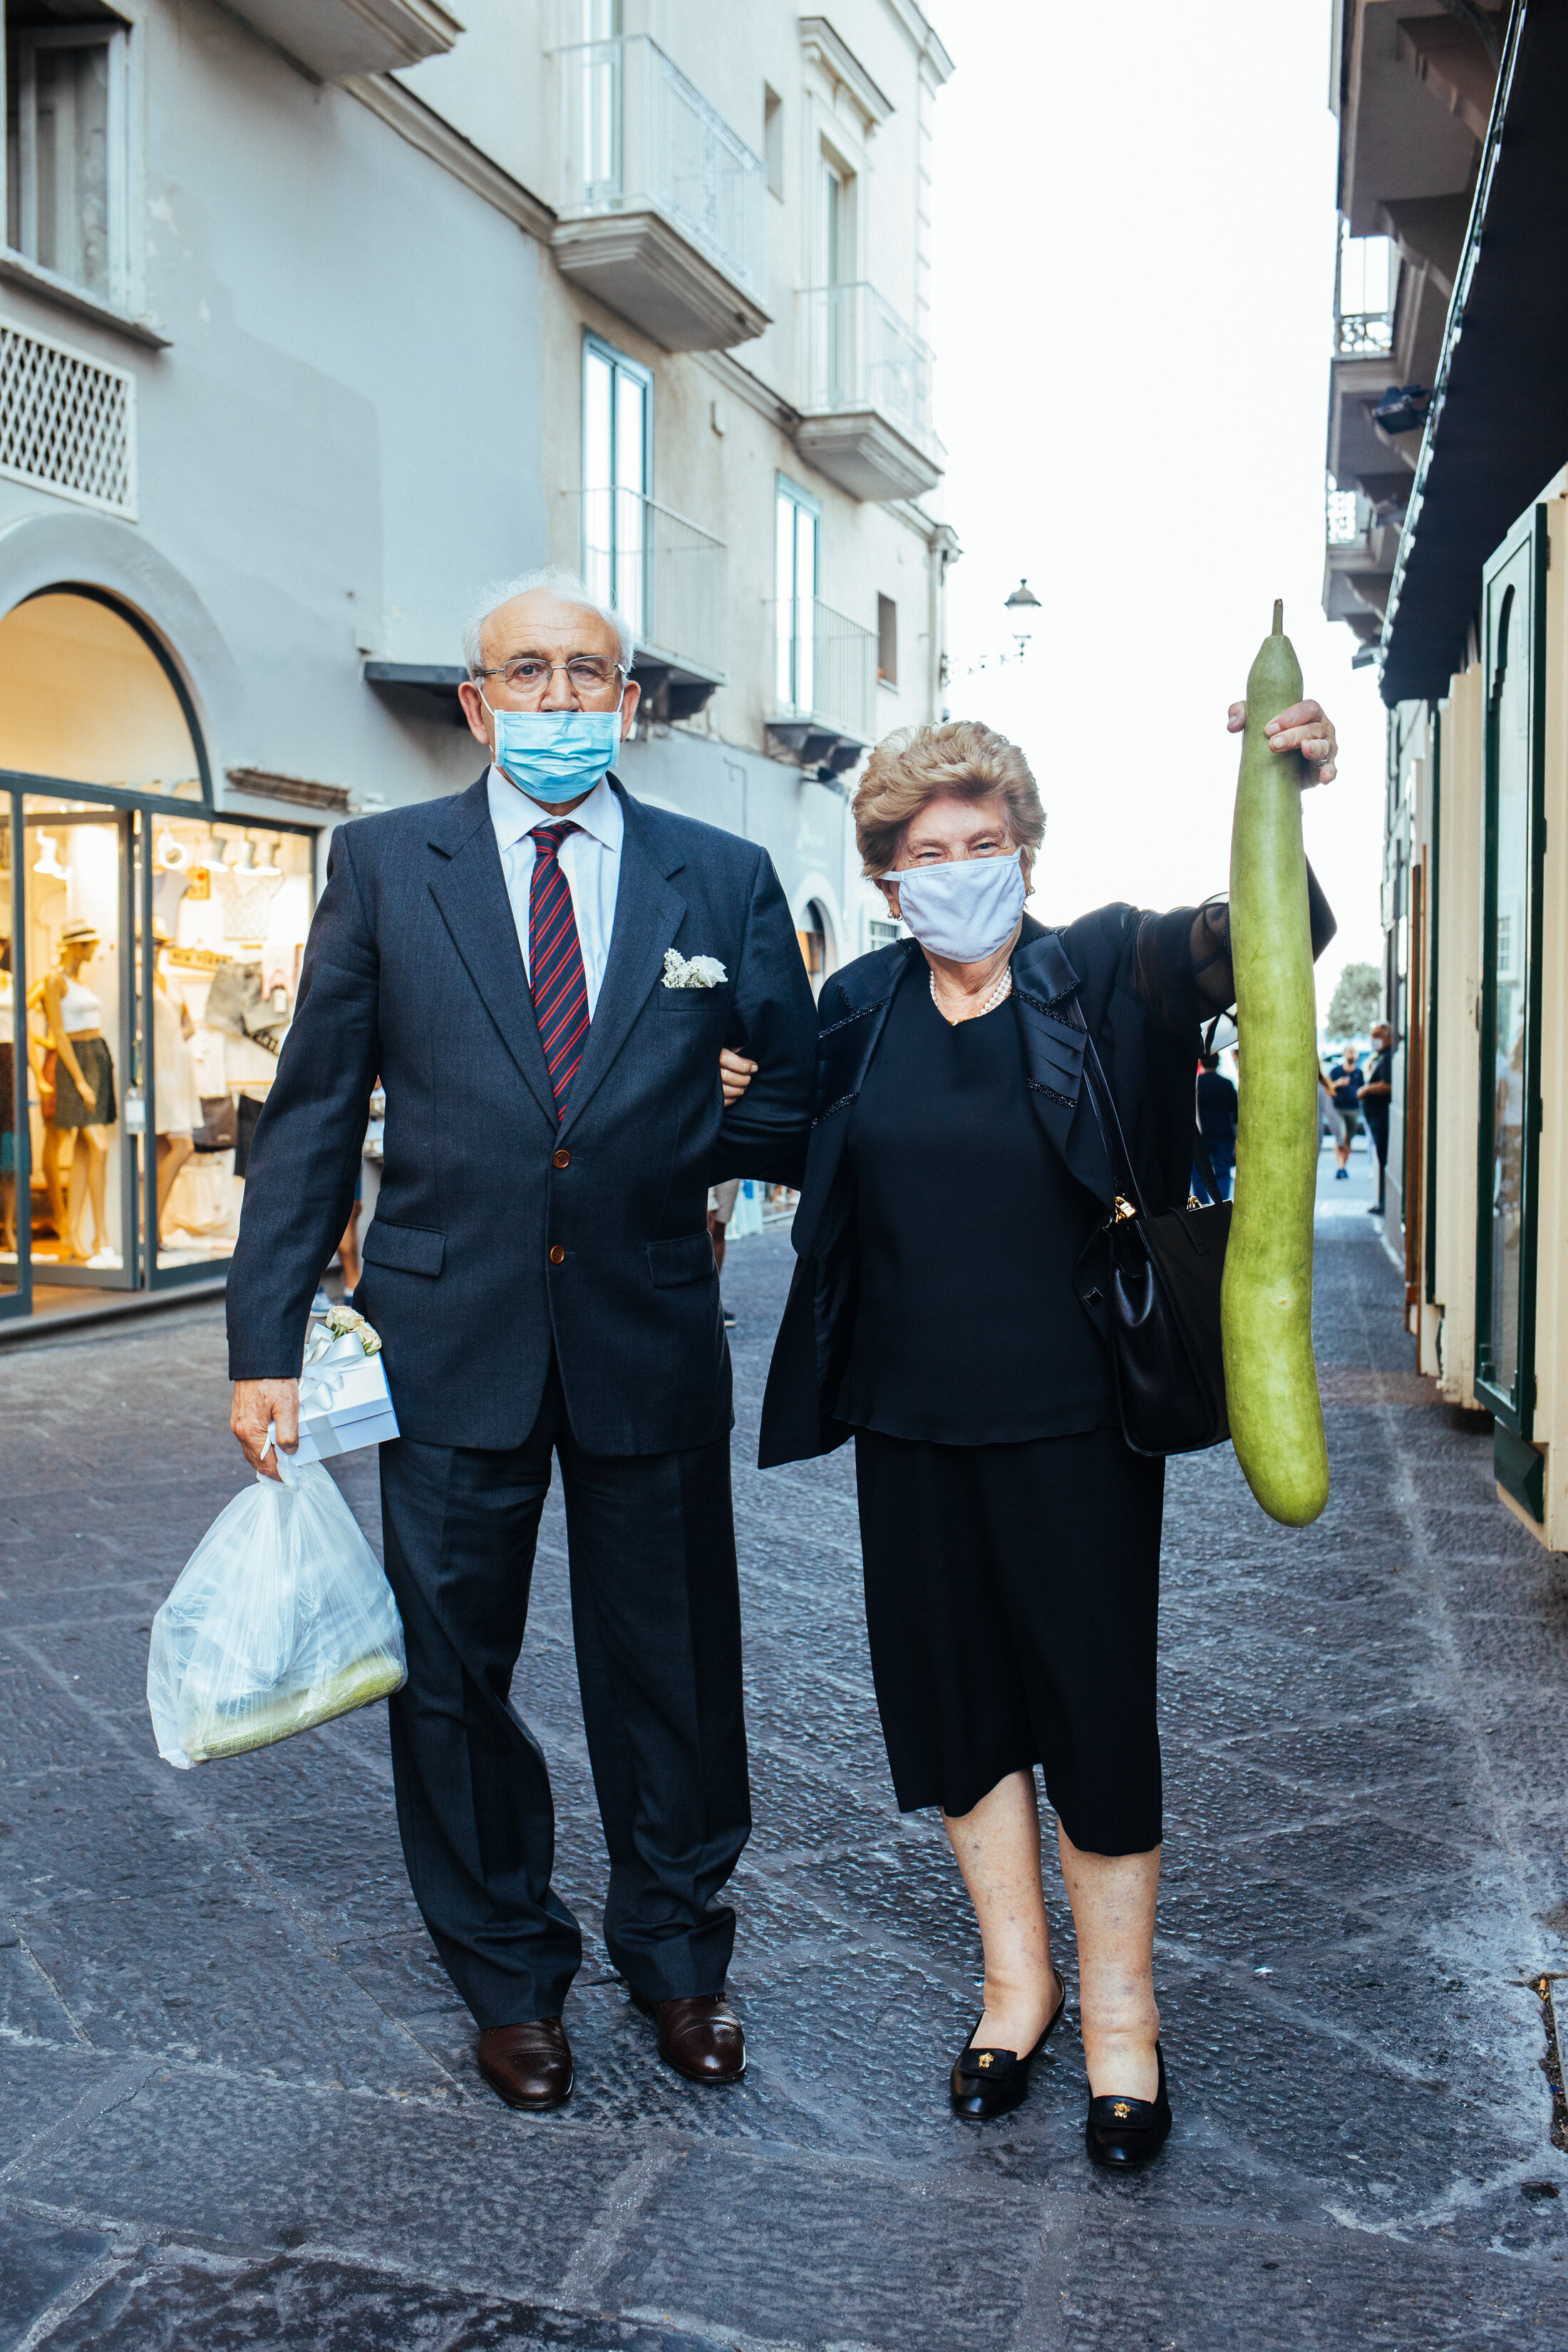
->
[1070,998,1224,1214]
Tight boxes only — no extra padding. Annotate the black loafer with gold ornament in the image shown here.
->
[1084,2042,1172,2167]
[949,1967,1067,2121]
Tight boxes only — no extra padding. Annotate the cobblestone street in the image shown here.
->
[2,1151,1567,2349]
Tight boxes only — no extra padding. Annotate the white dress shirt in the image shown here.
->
[487,765,624,1017]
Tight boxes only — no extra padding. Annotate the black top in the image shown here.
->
[1196,1068,1237,1142]
[1361,1048,1393,1125]
[835,967,1116,1445]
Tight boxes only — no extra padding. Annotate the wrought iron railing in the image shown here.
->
[554,35,766,300]
[581,488,727,681]
[774,597,877,743]
[1335,311,1395,356]
[798,282,935,453]
[1325,478,1368,547]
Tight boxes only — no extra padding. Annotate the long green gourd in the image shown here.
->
[1220,601,1330,1527]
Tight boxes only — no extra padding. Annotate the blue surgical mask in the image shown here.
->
[485,694,624,804]
[884,852,1027,963]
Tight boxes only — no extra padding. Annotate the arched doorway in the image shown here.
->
[1,588,315,1323]
[796,898,835,997]
[0,587,209,798]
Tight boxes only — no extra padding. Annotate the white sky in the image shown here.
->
[927,0,1387,1017]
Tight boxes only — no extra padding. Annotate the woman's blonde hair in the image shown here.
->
[852,721,1045,880]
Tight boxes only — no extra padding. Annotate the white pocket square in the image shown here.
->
[662,949,727,989]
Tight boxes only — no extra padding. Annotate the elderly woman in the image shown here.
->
[760,699,1337,2167]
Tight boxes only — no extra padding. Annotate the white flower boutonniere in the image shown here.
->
[662,949,728,989]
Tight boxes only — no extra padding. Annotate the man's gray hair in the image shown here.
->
[461,567,634,676]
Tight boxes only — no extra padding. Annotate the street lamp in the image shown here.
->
[1004,577,1041,661]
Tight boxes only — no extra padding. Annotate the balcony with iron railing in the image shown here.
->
[1322,473,1401,651]
[794,282,942,503]
[581,488,727,719]
[766,597,877,777]
[550,35,770,353]
[1334,228,1396,357]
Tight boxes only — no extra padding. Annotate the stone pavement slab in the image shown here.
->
[0,1140,1565,2348]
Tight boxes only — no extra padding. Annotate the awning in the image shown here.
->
[1380,0,1568,707]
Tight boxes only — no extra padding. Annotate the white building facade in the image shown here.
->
[0,0,956,1328]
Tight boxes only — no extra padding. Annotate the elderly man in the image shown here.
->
[227,569,817,2110]
[1359,1021,1396,1214]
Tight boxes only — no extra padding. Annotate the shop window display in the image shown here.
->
[1,805,17,1289]
[1,587,316,1313]
[23,803,125,1273]
[145,820,312,1268]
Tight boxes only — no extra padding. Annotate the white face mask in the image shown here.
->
[884,852,1027,963]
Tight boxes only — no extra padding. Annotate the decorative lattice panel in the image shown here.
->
[0,321,136,517]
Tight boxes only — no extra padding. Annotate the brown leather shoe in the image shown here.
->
[476,2018,573,2110]
[629,1989,746,2083]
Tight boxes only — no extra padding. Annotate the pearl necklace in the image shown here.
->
[930,964,1013,1026]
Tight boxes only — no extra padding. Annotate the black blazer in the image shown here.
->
[758,882,1336,1470]
[227,773,817,1455]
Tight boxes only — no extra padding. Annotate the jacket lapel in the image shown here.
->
[557,783,686,1135]
[425,776,558,1130]
[1011,927,1115,1207]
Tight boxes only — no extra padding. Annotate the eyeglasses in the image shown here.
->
[473,656,628,701]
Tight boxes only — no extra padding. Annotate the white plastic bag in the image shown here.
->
[147,1441,407,1768]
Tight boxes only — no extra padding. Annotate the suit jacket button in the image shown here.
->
[552,1148,570,1168]
[549,1245,565,1265]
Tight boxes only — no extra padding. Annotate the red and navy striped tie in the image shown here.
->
[527,822,589,1117]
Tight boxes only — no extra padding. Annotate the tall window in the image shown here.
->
[5,13,127,301]
[583,336,651,643]
[822,159,842,284]
[877,594,897,687]
[775,476,819,713]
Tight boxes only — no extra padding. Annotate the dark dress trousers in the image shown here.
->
[760,886,1336,1855]
[227,773,817,2025]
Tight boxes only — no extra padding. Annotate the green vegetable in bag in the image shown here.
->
[1220,602,1330,1527]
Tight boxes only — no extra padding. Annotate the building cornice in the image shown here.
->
[342,73,556,242]
[696,346,800,435]
[875,0,955,88]
[798,16,894,130]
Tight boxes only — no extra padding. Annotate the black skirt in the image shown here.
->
[853,1424,1165,1857]
[53,1035,116,1129]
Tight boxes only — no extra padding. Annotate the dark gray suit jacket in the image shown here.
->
[226,773,817,1455]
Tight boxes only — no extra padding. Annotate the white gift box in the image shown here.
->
[290,1325,401,1462]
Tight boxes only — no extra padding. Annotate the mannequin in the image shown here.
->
[0,941,15,1257]
[29,920,115,1264]
[151,928,201,1241]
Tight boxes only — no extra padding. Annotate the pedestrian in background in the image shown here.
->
[1318,1056,1346,1166]
[1193,1050,1237,1202]
[1331,1044,1362,1178]
[708,1177,741,1326]
[762,696,1339,2170]
[1359,1021,1395,1215]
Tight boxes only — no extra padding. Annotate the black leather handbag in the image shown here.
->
[1077,1036,1232,1458]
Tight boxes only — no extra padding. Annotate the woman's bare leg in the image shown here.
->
[84,1129,108,1253]
[41,1127,71,1247]
[66,1137,89,1255]
[1058,1828,1160,2101]
[944,1770,1057,2056]
[156,1134,193,1238]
